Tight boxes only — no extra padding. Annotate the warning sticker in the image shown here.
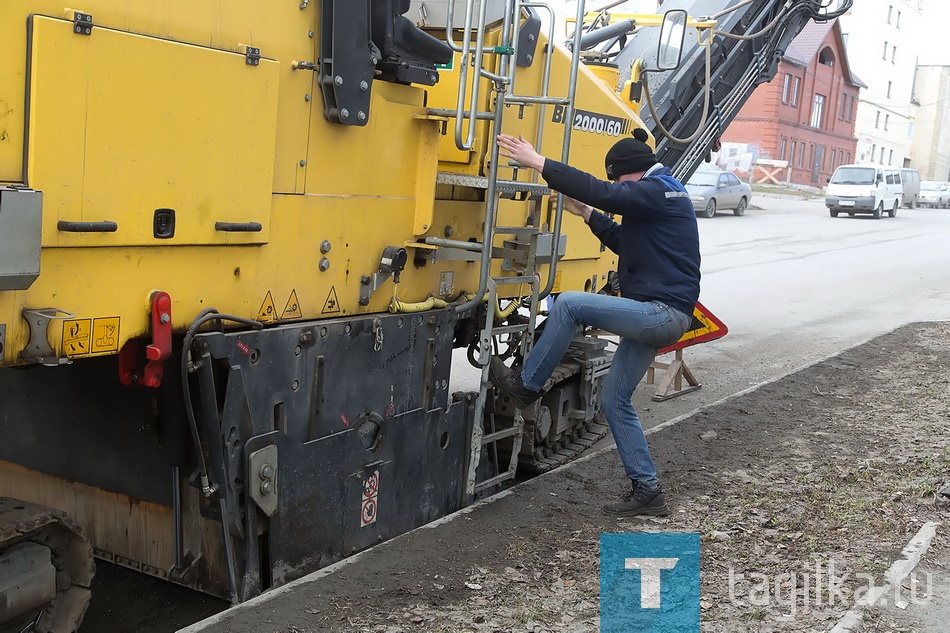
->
[658,302,728,354]
[360,470,379,527]
[281,289,302,320]
[257,291,278,324]
[62,319,92,356]
[322,286,340,314]
[91,317,120,354]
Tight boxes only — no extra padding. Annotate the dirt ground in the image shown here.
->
[190,321,950,633]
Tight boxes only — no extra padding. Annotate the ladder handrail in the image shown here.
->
[453,0,493,151]
[538,0,586,301]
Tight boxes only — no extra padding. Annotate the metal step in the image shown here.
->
[436,172,551,200]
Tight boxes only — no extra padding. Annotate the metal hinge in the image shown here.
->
[242,45,261,67]
[73,11,93,35]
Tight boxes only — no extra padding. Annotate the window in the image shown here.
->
[791,77,800,107]
[780,138,788,160]
[831,149,837,168]
[883,41,889,59]
[889,149,894,165]
[897,11,901,28]
[726,173,741,186]
[888,5,893,23]
[819,47,835,67]
[881,146,886,163]
[845,152,851,164]
[887,81,892,98]
[875,111,881,128]
[799,142,806,168]
[790,140,797,165]
[885,114,890,131]
[872,143,877,160]
[840,94,854,122]
[892,46,896,64]
[886,171,895,185]
[782,74,790,103]
[811,94,826,128]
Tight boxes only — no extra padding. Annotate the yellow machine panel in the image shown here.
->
[26,15,280,247]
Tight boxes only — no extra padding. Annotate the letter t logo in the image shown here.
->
[625,558,679,608]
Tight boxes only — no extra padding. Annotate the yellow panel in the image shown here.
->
[26,16,279,247]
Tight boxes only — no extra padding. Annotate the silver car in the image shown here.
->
[685,170,753,218]
[919,181,950,209]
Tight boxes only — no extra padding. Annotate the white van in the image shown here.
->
[825,164,903,219]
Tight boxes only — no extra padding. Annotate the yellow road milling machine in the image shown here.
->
[0,0,851,629]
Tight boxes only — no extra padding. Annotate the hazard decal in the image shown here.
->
[658,301,728,355]
[62,319,92,356]
[360,470,379,527]
[91,317,120,354]
[281,289,302,320]
[322,286,340,314]
[257,291,278,324]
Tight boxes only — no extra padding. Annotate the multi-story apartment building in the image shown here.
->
[836,0,924,167]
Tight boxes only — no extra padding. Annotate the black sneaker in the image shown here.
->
[489,358,543,409]
[602,482,669,517]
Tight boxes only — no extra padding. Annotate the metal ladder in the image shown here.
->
[425,0,590,495]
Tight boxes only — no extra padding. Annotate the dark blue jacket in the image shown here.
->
[541,160,701,317]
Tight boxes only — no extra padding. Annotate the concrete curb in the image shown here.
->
[828,521,941,633]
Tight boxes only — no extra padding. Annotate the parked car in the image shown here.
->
[918,181,950,208]
[685,170,752,217]
[900,168,920,208]
[825,164,902,219]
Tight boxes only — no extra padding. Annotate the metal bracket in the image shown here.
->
[20,308,74,366]
[73,11,93,35]
[248,445,278,517]
[359,247,408,306]
[118,291,172,388]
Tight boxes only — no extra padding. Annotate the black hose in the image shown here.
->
[180,309,263,497]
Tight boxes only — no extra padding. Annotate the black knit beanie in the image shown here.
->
[605,128,656,179]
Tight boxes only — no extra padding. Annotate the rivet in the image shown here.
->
[304,94,311,102]
[299,160,307,167]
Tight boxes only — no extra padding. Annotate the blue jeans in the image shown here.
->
[522,291,692,485]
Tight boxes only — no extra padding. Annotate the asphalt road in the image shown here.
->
[84,193,950,632]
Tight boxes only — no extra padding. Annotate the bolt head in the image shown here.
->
[260,464,274,479]
[260,480,273,495]
[334,75,344,85]
[340,108,349,119]
[358,111,366,121]
[160,313,171,324]
[360,81,369,91]
[319,258,330,271]
[304,94,311,101]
